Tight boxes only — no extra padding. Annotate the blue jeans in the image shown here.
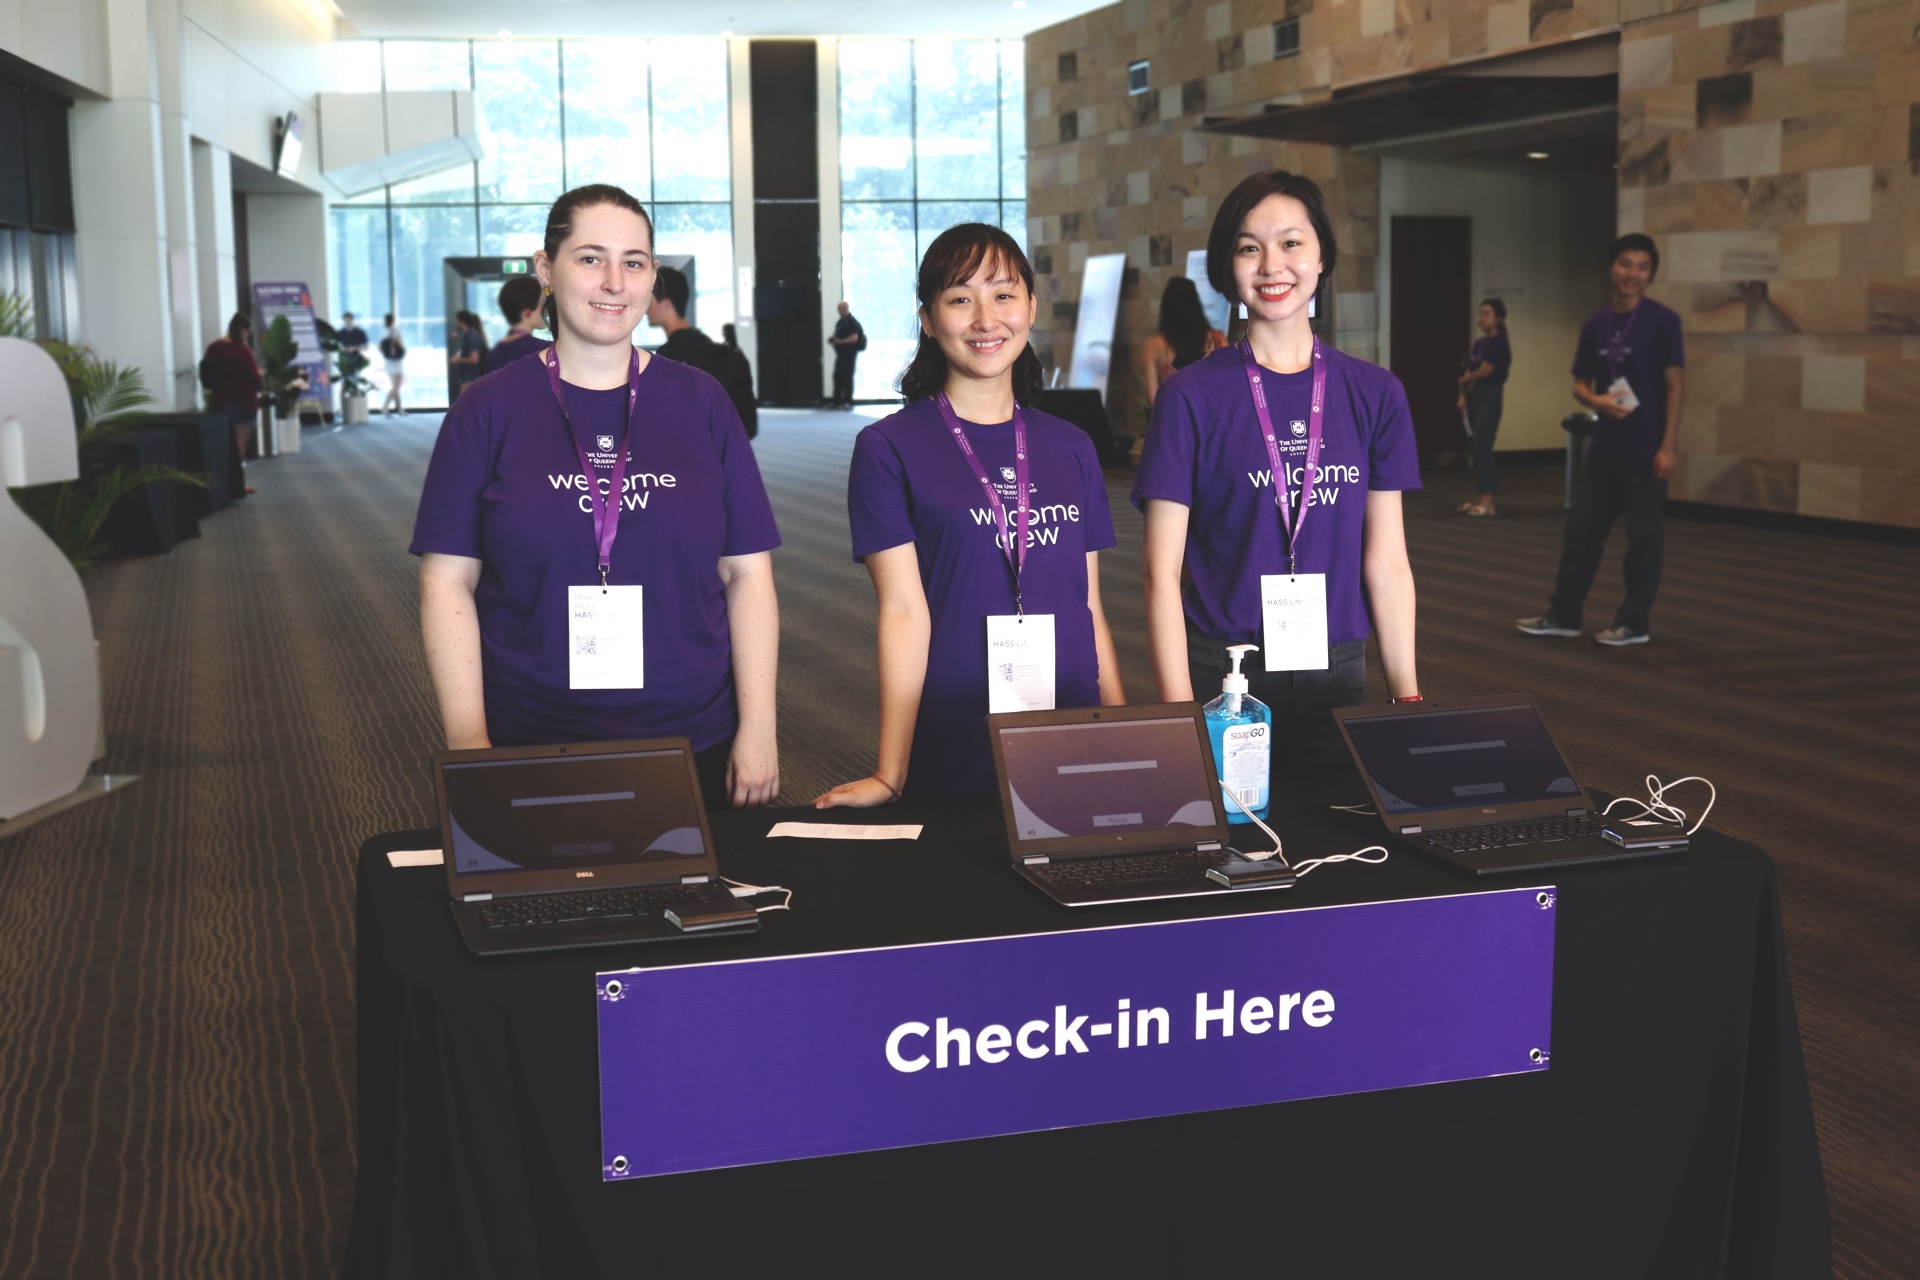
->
[1466,381,1502,494]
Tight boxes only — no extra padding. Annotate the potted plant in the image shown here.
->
[256,315,310,454]
[316,318,373,425]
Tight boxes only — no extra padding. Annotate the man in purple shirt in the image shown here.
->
[1518,234,1685,646]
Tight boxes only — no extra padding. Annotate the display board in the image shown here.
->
[250,281,329,395]
[1066,252,1126,397]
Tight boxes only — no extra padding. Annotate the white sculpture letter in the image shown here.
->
[0,337,103,820]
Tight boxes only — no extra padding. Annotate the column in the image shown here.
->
[192,141,238,347]
[816,40,842,400]
[727,36,757,386]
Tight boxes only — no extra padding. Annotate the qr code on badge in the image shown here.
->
[575,635,597,656]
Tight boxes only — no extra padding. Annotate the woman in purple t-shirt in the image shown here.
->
[816,224,1125,806]
[1455,298,1511,517]
[411,185,783,808]
[1133,170,1423,785]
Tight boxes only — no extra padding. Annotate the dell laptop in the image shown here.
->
[434,738,759,956]
[1331,694,1689,877]
[987,703,1296,907]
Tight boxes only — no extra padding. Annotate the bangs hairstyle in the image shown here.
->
[1608,232,1660,281]
[1480,296,1508,335]
[541,183,654,332]
[899,223,1044,406]
[1205,169,1338,302]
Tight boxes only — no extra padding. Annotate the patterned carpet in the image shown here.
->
[0,408,1912,1276]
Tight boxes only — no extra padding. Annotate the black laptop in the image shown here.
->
[1331,694,1689,876]
[987,703,1296,907]
[434,738,759,955]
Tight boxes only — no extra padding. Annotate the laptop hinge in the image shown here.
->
[1197,841,1222,852]
[463,892,492,902]
[1399,825,1422,835]
[681,874,710,885]
[1022,855,1050,865]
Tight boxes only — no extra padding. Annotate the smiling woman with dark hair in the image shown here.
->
[1133,169,1424,795]
[815,222,1125,807]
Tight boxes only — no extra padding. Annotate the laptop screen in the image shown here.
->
[997,715,1220,844]
[440,748,706,878]
[1341,704,1581,816]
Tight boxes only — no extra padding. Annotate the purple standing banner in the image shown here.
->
[597,886,1557,1180]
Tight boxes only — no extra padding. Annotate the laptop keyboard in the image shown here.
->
[1421,815,1605,852]
[1026,850,1222,887]
[477,884,714,930]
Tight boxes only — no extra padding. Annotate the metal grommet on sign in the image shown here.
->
[1536,891,1555,909]
[1529,1048,1547,1065]
[604,979,623,999]
[610,1155,629,1174]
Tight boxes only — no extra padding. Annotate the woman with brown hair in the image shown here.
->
[816,223,1125,807]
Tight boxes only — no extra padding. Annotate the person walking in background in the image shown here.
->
[1517,233,1685,647]
[649,265,758,437]
[827,300,865,409]
[200,312,261,495]
[1136,276,1229,464]
[1456,298,1510,518]
[722,323,740,349]
[379,313,406,416]
[337,312,369,358]
[448,310,487,400]
[487,276,548,372]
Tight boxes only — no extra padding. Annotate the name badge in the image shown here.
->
[985,613,1056,713]
[1606,375,1640,413]
[1259,574,1329,672]
[568,584,645,690]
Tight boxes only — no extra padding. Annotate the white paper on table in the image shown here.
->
[1260,572,1330,671]
[567,584,644,690]
[388,848,445,867]
[985,612,1056,714]
[767,823,924,841]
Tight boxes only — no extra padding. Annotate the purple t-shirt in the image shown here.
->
[486,330,549,373]
[409,354,781,750]
[849,398,1117,798]
[1571,298,1684,476]
[1130,343,1422,647]
[1469,333,1511,386]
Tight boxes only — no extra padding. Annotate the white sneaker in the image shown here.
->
[1593,626,1649,647]
[1515,616,1581,638]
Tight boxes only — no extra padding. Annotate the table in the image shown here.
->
[344,790,1829,1278]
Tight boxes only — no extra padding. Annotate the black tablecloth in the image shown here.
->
[345,792,1828,1278]
[135,414,235,514]
[100,430,198,555]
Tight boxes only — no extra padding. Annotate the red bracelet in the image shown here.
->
[1391,694,1425,704]
[869,773,903,802]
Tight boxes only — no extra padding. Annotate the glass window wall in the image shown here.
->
[838,39,1025,400]
[327,38,734,409]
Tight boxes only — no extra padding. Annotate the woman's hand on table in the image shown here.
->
[813,776,898,809]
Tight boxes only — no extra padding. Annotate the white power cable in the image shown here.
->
[1219,782,1389,880]
[1601,774,1717,836]
[721,876,793,913]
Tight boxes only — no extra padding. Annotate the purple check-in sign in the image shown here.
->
[597,887,1557,1179]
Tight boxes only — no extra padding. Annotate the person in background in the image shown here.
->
[722,323,740,349]
[448,310,488,400]
[337,311,369,356]
[1134,169,1423,788]
[827,300,865,410]
[1136,276,1229,464]
[487,276,548,372]
[379,313,406,416]
[648,265,758,438]
[411,183,782,807]
[815,223,1124,807]
[201,312,261,496]
[1455,298,1511,518]
[1517,234,1684,647]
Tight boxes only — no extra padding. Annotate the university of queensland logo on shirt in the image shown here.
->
[1289,419,1308,438]
[1001,467,1017,481]
[597,435,615,451]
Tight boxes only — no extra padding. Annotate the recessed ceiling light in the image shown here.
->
[496,28,512,36]
[1526,151,1550,160]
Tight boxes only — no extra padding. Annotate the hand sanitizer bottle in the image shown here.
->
[1204,644,1272,823]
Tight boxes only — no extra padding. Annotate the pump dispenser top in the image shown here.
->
[1222,644,1257,704]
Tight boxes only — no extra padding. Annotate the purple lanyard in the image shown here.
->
[1240,337,1326,575]
[545,346,639,587]
[934,392,1031,615]
[1603,303,1640,385]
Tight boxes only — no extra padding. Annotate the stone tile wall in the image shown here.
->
[1027,0,1920,527]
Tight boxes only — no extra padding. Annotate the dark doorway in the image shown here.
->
[750,41,822,407]
[1389,216,1472,464]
